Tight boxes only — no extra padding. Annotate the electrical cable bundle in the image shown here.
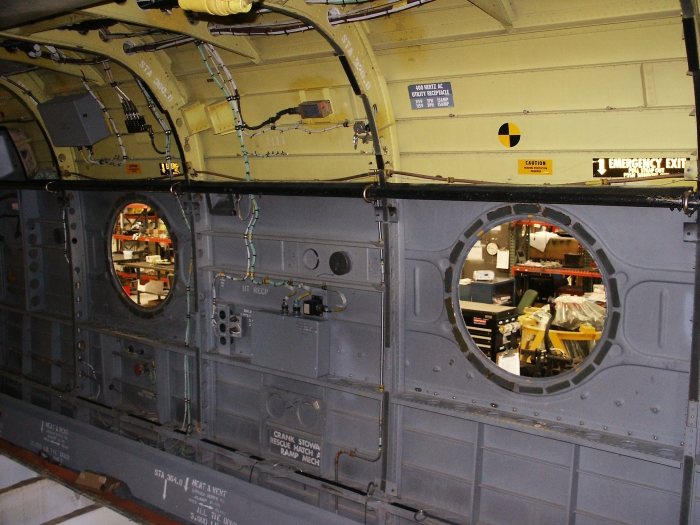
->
[80,63,128,166]
[209,0,435,36]
[104,61,148,134]
[135,77,173,176]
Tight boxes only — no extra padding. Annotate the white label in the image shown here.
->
[268,428,321,467]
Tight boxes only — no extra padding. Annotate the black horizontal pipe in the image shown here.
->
[366,183,697,209]
[3,180,697,210]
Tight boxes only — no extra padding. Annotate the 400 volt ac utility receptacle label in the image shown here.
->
[408,81,454,110]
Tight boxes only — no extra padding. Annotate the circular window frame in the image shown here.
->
[106,195,178,318]
[447,204,621,395]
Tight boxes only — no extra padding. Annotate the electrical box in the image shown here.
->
[251,311,330,378]
[303,295,324,317]
[298,100,332,119]
[37,93,111,147]
[0,127,26,181]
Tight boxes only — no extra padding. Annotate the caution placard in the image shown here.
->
[125,163,141,175]
[518,159,552,175]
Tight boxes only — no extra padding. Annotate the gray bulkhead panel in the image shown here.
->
[0,189,695,525]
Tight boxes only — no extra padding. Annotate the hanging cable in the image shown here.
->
[195,43,352,321]
[124,35,196,55]
[172,187,194,431]
[80,72,128,166]
[243,121,349,138]
[135,77,173,176]
[209,0,435,36]
[0,75,39,105]
[103,62,150,137]
[244,107,300,130]
[322,285,348,313]
[195,42,287,287]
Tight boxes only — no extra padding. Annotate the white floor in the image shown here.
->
[0,453,138,525]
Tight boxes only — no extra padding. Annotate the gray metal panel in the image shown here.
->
[0,393,357,525]
[37,93,111,147]
[0,189,697,525]
[252,311,330,378]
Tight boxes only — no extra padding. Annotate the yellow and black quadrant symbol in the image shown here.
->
[498,122,521,148]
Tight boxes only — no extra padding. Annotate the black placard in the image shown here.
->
[408,82,454,110]
[268,427,321,467]
[593,158,688,178]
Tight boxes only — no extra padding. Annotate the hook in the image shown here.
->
[363,183,376,204]
[683,190,695,217]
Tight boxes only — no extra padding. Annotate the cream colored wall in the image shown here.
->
[0,0,695,185]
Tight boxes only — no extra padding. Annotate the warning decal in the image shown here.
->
[126,163,141,175]
[518,159,552,175]
[498,123,520,148]
[268,427,321,468]
[593,158,688,178]
[408,82,454,110]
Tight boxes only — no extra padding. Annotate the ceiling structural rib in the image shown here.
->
[469,0,516,30]
[0,73,78,174]
[0,49,105,85]
[0,0,103,31]
[83,2,261,64]
[0,27,207,175]
[6,12,95,36]
[263,0,400,172]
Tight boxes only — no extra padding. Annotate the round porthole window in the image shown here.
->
[452,208,616,394]
[110,202,175,309]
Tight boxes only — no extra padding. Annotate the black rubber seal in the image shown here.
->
[572,364,596,385]
[545,380,571,394]
[607,278,621,308]
[543,208,571,226]
[452,327,470,353]
[519,385,544,395]
[449,241,465,264]
[607,311,620,339]
[444,267,453,293]
[488,373,515,391]
[486,206,512,221]
[467,353,489,375]
[595,249,615,275]
[513,204,540,214]
[572,222,596,246]
[463,219,484,239]
[594,340,613,365]
[445,298,456,324]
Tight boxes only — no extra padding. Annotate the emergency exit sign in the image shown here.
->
[593,158,688,178]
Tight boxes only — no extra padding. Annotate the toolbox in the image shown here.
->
[460,300,519,362]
